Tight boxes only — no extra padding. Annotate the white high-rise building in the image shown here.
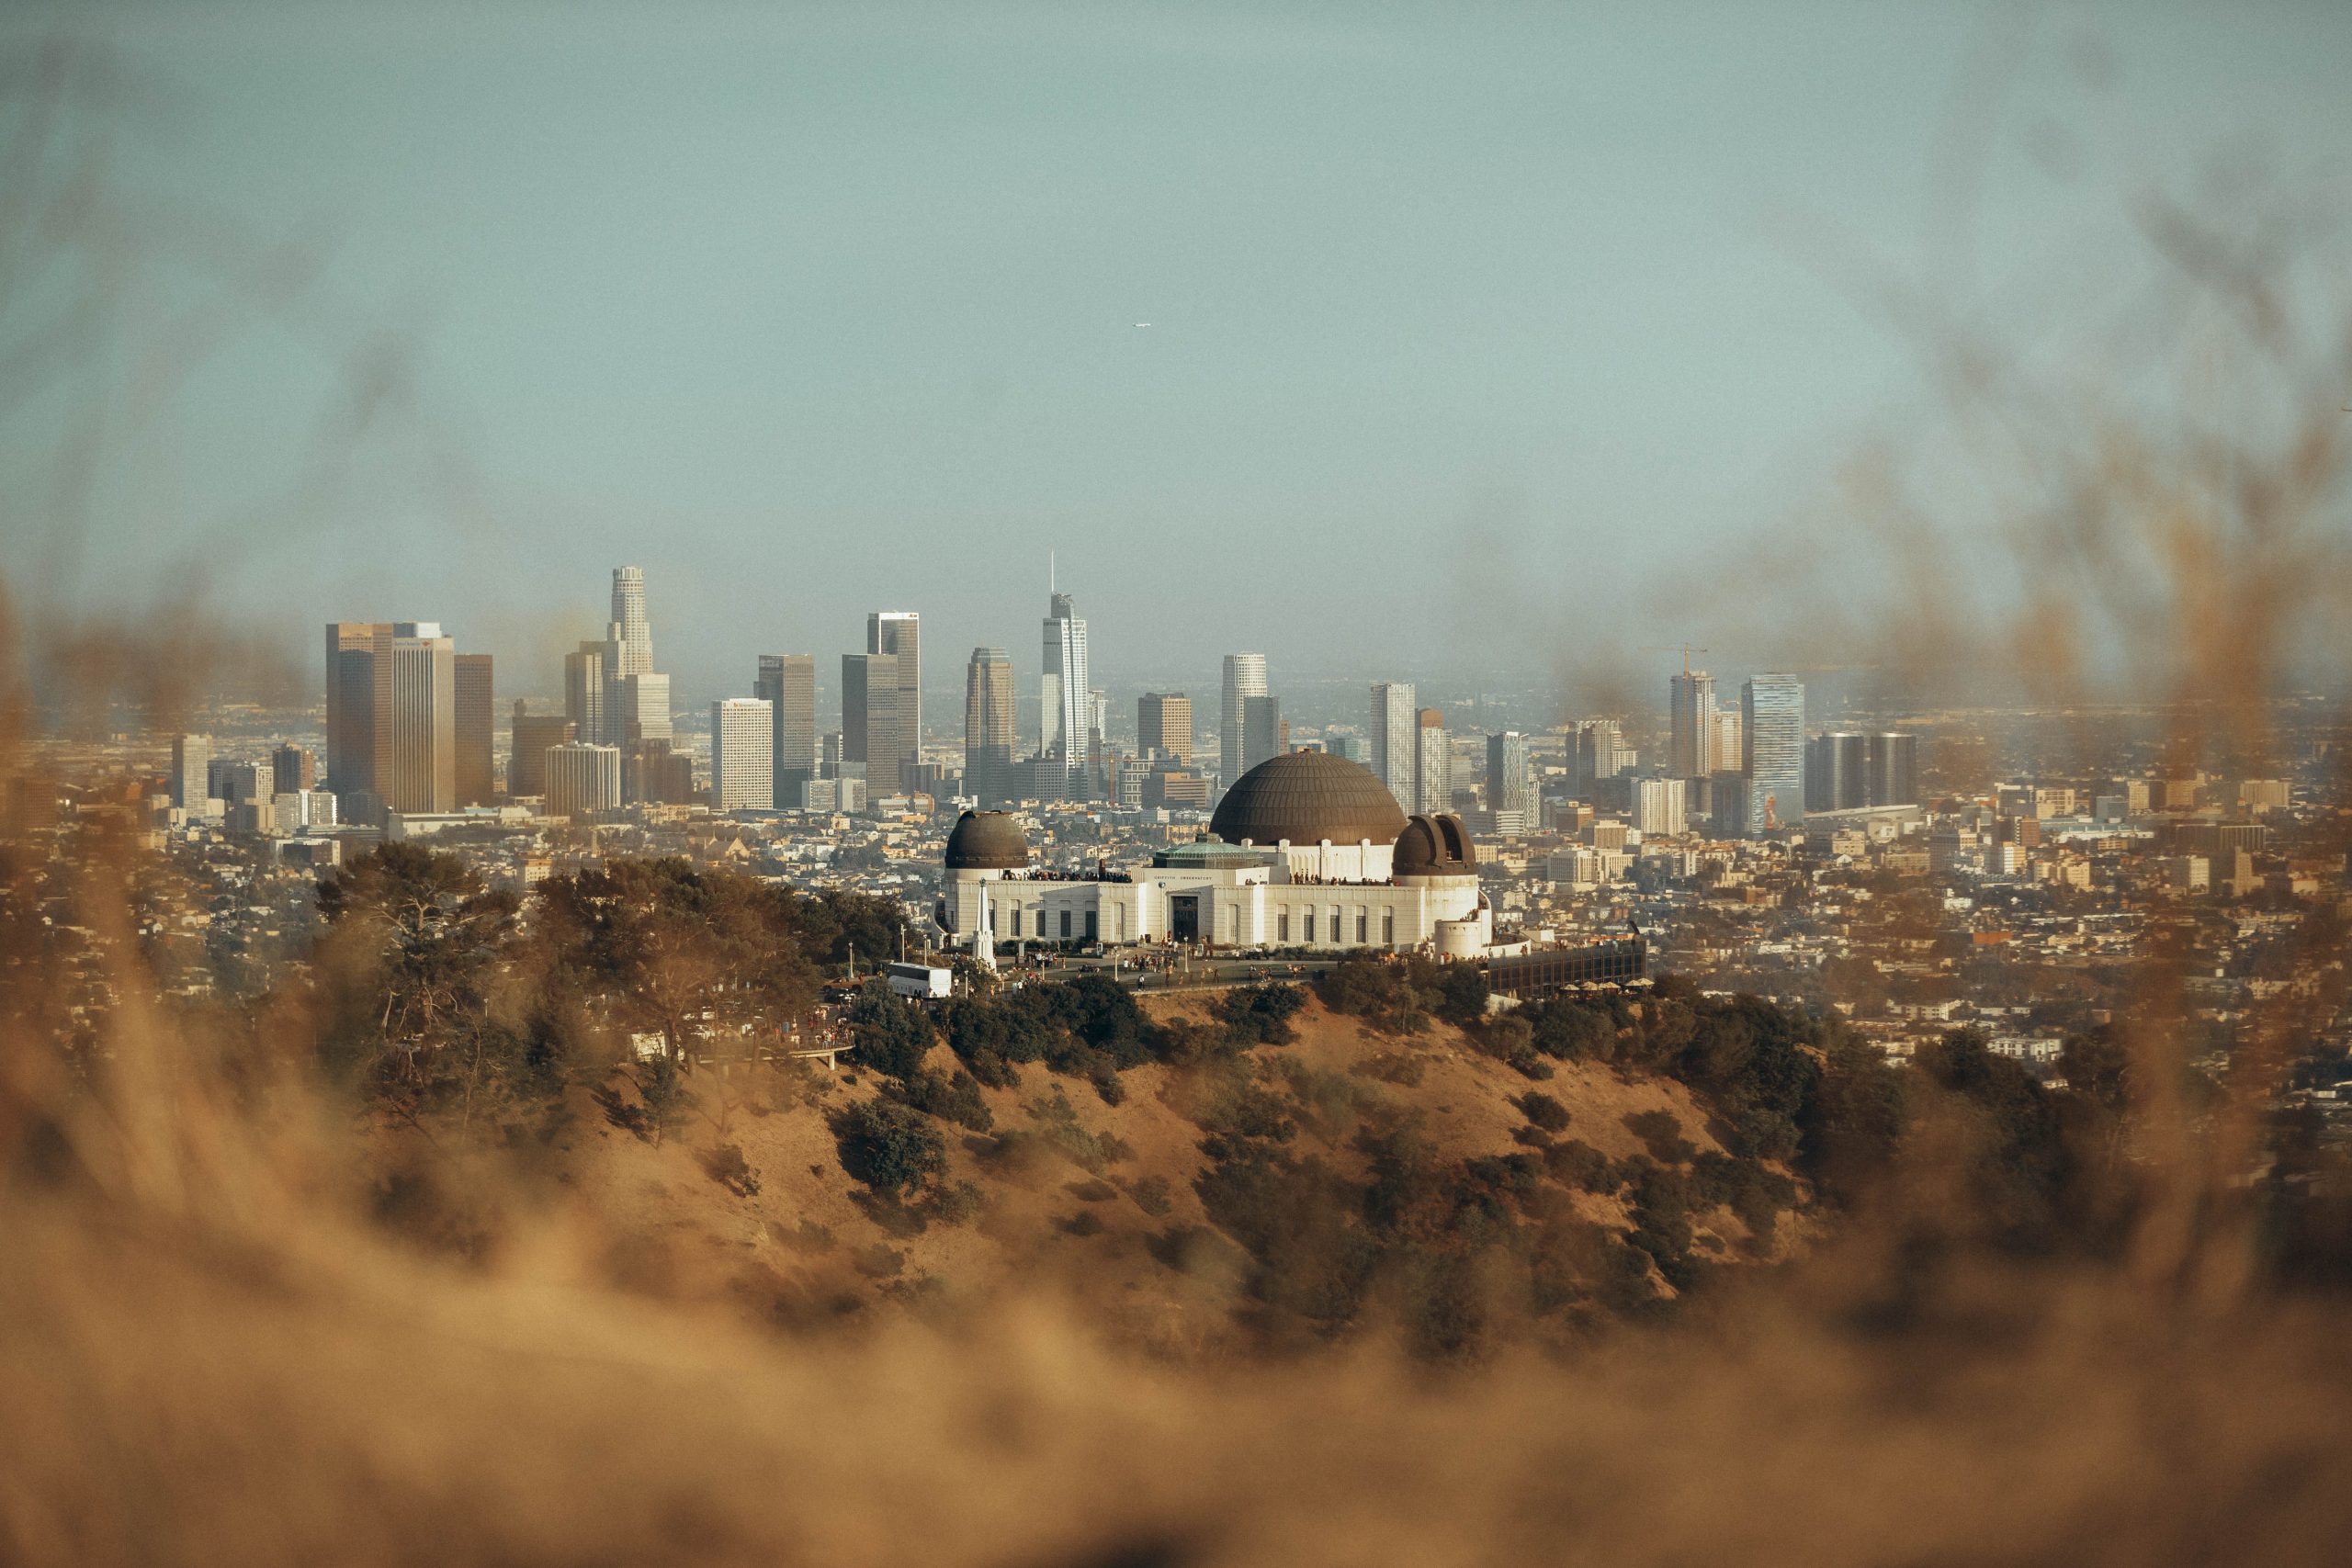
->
[710,698,775,812]
[606,566,653,679]
[1220,653,1268,789]
[1040,589,1090,797]
[1370,682,1418,812]
[1414,710,1451,816]
[382,622,456,816]
[1634,776,1688,838]
[169,734,211,811]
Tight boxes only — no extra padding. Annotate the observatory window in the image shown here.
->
[1303,911,1315,942]
[1060,908,1072,940]
[1356,911,1367,942]
[1278,911,1290,942]
[1383,911,1395,944]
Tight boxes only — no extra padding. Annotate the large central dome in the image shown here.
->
[1209,750,1408,847]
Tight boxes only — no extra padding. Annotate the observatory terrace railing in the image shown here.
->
[1483,937,1648,999]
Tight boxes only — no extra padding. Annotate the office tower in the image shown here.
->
[842,652,901,795]
[1669,669,1716,780]
[1573,719,1627,795]
[1710,711,1743,775]
[1415,709,1451,816]
[1868,732,1919,807]
[508,705,574,799]
[323,621,393,803]
[866,611,922,778]
[454,652,495,806]
[269,743,315,795]
[273,790,335,832]
[1041,589,1090,795]
[1328,735,1363,763]
[756,654,818,807]
[610,671,672,747]
[545,742,621,820]
[1634,776,1688,838]
[380,623,458,816]
[169,734,211,809]
[1242,694,1282,773]
[1221,653,1268,785]
[1137,692,1192,763]
[1370,681,1418,811]
[1741,674,1806,834]
[710,698,775,812]
[1113,756,1150,811]
[1087,688,1109,796]
[1803,730,1868,813]
[625,739,696,806]
[207,758,266,807]
[563,641,605,749]
[606,565,653,679]
[1707,773,1750,838]
[1486,731,1532,819]
[963,647,1015,806]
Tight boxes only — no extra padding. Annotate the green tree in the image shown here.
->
[844,981,935,1078]
[831,1097,949,1198]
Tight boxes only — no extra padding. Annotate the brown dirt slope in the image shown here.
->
[519,990,1801,1348]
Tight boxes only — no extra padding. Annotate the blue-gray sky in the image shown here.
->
[8,0,2351,710]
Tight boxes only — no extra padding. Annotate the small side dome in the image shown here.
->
[944,809,1030,870]
[1393,813,1476,874]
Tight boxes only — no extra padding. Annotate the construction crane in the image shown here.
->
[1645,643,1711,675]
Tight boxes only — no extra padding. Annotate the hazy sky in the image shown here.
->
[8,0,2351,711]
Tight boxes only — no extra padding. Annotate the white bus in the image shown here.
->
[883,961,954,1000]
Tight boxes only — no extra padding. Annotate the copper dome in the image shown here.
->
[1393,812,1476,874]
[1209,750,1408,847]
[944,809,1030,870]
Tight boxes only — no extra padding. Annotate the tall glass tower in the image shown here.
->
[1041,590,1089,797]
[1740,674,1806,835]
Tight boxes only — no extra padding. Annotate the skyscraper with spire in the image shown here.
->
[596,565,670,749]
[1040,568,1089,800]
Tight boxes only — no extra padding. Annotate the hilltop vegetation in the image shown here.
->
[179,843,2256,1358]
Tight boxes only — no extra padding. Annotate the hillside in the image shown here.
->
[441,987,1812,1357]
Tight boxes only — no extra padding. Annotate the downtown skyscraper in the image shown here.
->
[1741,673,1806,835]
[1669,666,1716,781]
[1220,652,1268,789]
[1040,588,1089,798]
[600,566,670,748]
[710,697,775,812]
[1369,681,1417,812]
[866,611,922,782]
[842,652,900,796]
[1137,692,1192,764]
[455,652,494,806]
[755,654,817,807]
[964,647,1015,806]
[323,620,462,821]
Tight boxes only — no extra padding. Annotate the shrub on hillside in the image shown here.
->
[1517,1092,1571,1134]
[830,1098,949,1199]
[1213,982,1308,1046]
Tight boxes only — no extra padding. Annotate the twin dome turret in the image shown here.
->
[944,809,1032,870]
